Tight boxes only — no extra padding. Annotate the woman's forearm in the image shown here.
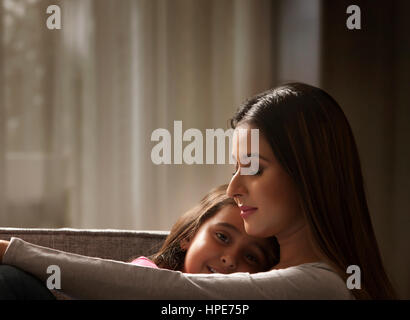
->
[1,237,272,299]
[2,237,352,300]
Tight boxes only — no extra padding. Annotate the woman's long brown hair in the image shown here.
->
[150,184,279,271]
[230,83,396,299]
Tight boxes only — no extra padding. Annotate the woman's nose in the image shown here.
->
[226,171,247,201]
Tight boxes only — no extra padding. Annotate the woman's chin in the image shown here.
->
[244,223,272,238]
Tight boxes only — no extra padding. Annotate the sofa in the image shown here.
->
[0,227,169,261]
[0,227,169,299]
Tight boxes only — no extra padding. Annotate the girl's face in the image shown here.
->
[182,205,274,274]
[227,123,304,239]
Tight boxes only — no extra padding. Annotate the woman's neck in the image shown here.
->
[273,223,323,270]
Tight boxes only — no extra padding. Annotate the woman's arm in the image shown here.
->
[2,237,352,300]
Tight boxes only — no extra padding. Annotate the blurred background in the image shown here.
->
[0,0,409,298]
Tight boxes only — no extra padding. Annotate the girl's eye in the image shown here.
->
[245,253,259,264]
[216,232,229,243]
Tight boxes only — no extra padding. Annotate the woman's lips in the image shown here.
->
[239,205,257,219]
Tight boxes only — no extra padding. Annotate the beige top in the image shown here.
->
[3,237,354,300]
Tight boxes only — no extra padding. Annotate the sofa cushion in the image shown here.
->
[0,228,168,262]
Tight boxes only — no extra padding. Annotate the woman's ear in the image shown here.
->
[180,238,191,251]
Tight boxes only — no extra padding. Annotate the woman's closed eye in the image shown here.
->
[254,165,264,176]
[232,163,264,176]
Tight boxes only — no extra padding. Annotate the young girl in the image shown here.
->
[129,184,280,274]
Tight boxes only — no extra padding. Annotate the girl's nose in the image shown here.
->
[221,254,236,270]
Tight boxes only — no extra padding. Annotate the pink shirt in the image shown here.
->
[130,256,159,269]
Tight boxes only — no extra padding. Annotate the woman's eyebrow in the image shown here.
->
[247,153,270,163]
[231,153,270,163]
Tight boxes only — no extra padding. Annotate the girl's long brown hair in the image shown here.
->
[230,83,396,299]
[150,184,279,271]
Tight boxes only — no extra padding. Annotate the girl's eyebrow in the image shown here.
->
[215,222,240,234]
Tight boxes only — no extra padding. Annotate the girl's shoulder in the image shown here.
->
[130,256,159,269]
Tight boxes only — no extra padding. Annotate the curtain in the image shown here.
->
[0,0,281,230]
[2,0,67,227]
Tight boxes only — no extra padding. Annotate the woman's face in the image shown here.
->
[182,205,274,274]
[227,122,304,239]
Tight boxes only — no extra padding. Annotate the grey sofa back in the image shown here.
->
[0,228,168,262]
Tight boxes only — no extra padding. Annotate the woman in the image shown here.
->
[0,83,396,299]
[227,83,395,299]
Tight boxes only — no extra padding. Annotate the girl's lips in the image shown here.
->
[239,206,257,219]
[207,266,220,273]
